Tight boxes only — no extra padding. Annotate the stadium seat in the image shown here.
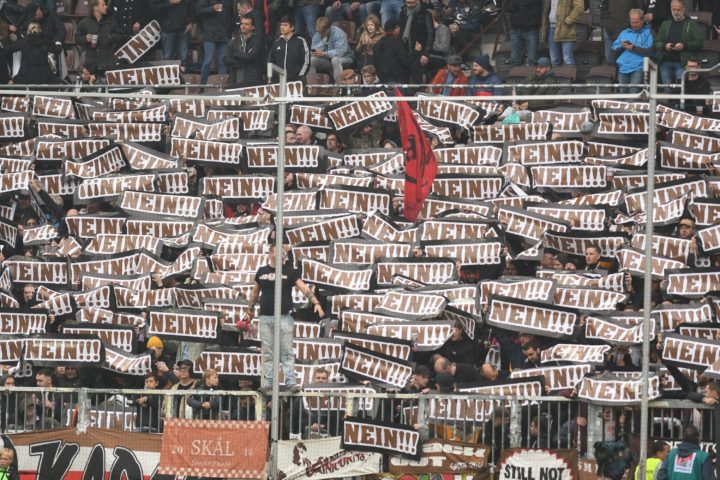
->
[73,0,90,17]
[332,21,356,44]
[306,72,335,96]
[504,66,534,84]
[204,74,229,92]
[697,40,720,68]
[575,12,593,43]
[554,65,577,94]
[688,11,713,39]
[573,41,602,82]
[17,0,33,6]
[181,73,202,94]
[706,71,720,91]
[63,22,75,44]
[584,65,617,94]
[495,42,514,80]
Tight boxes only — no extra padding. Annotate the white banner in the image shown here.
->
[277,436,382,480]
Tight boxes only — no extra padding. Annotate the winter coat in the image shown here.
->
[430,67,469,96]
[517,71,560,110]
[398,3,434,53]
[601,0,644,39]
[187,383,223,420]
[224,32,266,86]
[372,33,411,83]
[268,33,310,81]
[656,441,716,480]
[540,0,584,43]
[151,0,194,33]
[355,28,383,57]
[311,25,353,59]
[21,5,65,52]
[196,0,235,42]
[75,13,126,73]
[448,0,483,32]
[468,71,503,95]
[613,23,654,73]
[505,0,542,31]
[654,16,704,65]
[6,33,55,84]
[110,0,150,34]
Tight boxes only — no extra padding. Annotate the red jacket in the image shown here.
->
[430,68,468,96]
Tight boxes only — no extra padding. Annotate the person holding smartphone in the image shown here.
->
[654,0,704,91]
[612,9,654,93]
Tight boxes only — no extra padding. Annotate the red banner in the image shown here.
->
[158,418,269,478]
[396,88,438,221]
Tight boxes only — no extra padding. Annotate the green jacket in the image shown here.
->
[540,0,584,43]
[654,17,704,65]
[518,72,560,110]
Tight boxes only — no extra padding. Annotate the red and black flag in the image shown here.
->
[395,87,438,222]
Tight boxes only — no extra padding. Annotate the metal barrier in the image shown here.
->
[1,387,714,468]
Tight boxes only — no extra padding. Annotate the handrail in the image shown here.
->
[679,62,720,109]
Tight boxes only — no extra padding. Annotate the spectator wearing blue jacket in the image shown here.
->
[309,16,354,84]
[612,9,654,93]
[467,54,503,96]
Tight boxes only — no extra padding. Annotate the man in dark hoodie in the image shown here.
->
[373,19,411,83]
[656,425,715,480]
[504,0,541,65]
[151,0,194,64]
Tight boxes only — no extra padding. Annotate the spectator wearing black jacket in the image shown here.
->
[134,373,161,432]
[225,14,266,86]
[196,0,235,83]
[21,3,65,55]
[6,22,56,84]
[437,322,475,365]
[188,369,222,420]
[151,0,194,64]
[398,0,433,83]
[504,0,541,65]
[109,0,149,35]
[75,0,126,74]
[373,19,410,83]
[268,16,310,82]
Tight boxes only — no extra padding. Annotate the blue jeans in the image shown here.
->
[259,314,295,388]
[295,4,318,38]
[201,41,227,83]
[325,1,380,23]
[161,31,189,64]
[618,69,643,93]
[548,24,575,66]
[660,60,684,91]
[510,29,539,66]
[603,29,616,65]
[380,0,403,24]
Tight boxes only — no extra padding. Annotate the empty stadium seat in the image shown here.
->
[697,40,720,67]
[63,22,75,44]
[204,74,229,93]
[73,0,90,16]
[504,66,534,85]
[181,73,202,94]
[584,65,617,94]
[306,72,335,96]
[688,11,713,39]
[332,21,357,44]
[575,12,593,43]
[495,42,514,80]
[706,71,720,91]
[573,41,603,81]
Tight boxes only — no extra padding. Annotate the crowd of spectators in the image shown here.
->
[0,0,715,92]
[0,0,716,475]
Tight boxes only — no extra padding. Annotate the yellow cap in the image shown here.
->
[146,336,163,349]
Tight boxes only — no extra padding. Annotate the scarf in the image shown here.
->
[403,5,420,44]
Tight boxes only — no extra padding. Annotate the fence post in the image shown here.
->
[76,388,90,433]
[417,397,429,441]
[586,402,602,458]
[509,400,522,448]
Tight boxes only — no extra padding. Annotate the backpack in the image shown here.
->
[594,441,635,480]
